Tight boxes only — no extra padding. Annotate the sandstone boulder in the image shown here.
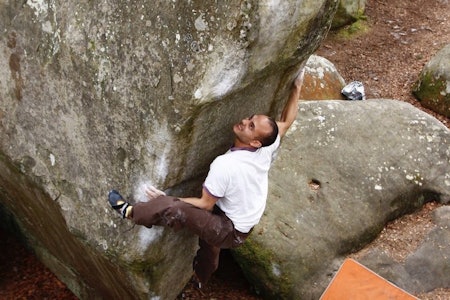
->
[0,1,339,299]
[233,99,450,299]
[413,43,450,118]
[404,206,450,293]
[299,55,346,100]
[357,205,450,294]
[332,0,366,29]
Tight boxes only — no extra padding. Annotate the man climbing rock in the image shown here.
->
[108,71,303,287]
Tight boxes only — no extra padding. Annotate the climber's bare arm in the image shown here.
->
[180,187,218,211]
[277,73,304,137]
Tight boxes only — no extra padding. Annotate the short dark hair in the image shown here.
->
[260,117,279,147]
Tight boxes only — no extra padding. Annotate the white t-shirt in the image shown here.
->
[204,135,281,233]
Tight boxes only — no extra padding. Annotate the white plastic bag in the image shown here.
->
[341,81,366,100]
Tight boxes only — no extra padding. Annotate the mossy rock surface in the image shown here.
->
[413,44,450,118]
[233,238,292,299]
[414,72,450,118]
[332,0,366,29]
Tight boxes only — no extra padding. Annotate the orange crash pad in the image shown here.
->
[320,259,417,300]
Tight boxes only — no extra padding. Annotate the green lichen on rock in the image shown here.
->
[128,257,164,283]
[332,1,366,29]
[413,71,450,117]
[233,238,292,299]
[335,17,369,39]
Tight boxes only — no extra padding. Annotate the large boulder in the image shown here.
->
[0,1,339,299]
[413,43,450,118]
[332,0,366,29]
[233,99,450,299]
[404,206,450,293]
[299,55,346,100]
[358,205,450,294]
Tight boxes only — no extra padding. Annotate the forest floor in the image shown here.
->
[1,0,449,299]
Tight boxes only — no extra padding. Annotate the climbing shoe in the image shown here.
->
[108,189,130,219]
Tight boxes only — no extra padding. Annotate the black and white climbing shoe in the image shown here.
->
[108,189,130,219]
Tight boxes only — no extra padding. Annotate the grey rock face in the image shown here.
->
[404,206,450,293]
[358,206,450,295]
[0,1,338,299]
[233,99,450,299]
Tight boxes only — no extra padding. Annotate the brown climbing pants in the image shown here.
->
[131,196,250,284]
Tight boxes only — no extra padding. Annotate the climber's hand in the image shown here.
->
[145,185,166,200]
